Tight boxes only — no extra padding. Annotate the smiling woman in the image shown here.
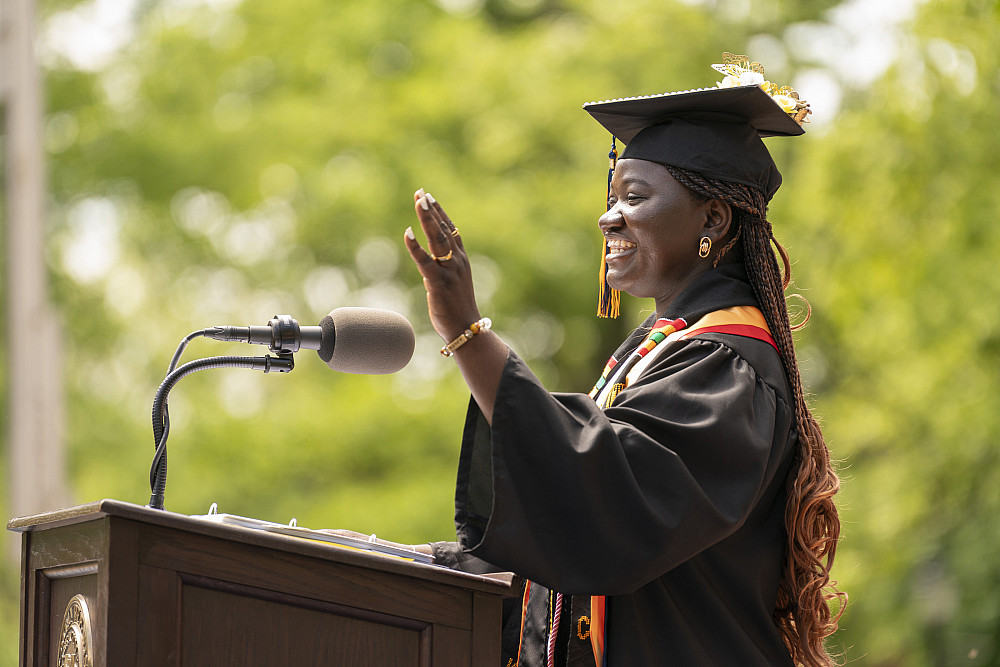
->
[404,55,844,667]
[600,158,732,312]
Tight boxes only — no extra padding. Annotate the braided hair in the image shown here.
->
[665,164,847,667]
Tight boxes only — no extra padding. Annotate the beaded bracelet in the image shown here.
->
[440,317,492,357]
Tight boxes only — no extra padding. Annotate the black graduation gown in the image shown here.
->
[444,264,798,666]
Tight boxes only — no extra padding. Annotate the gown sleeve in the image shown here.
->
[454,338,794,596]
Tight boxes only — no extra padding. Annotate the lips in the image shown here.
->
[605,238,637,259]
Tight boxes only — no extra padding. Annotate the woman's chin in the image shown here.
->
[606,264,638,290]
[607,275,636,297]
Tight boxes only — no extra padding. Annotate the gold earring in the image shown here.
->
[698,236,712,259]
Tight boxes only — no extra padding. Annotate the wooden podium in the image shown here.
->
[8,499,516,666]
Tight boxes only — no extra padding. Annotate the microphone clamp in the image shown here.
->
[204,315,323,354]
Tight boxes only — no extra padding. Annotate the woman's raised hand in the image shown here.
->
[404,188,507,423]
[404,189,482,343]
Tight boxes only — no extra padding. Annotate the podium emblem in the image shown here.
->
[57,594,93,667]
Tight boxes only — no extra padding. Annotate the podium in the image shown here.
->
[8,499,516,666]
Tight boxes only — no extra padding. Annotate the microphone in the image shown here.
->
[204,307,415,375]
[318,307,415,375]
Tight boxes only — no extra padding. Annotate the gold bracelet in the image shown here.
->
[440,317,492,357]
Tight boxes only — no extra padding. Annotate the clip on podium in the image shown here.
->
[8,499,516,666]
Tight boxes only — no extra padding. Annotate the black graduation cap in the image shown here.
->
[584,84,805,200]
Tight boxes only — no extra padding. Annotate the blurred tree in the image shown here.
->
[3,0,998,665]
[783,0,1000,663]
[24,0,767,535]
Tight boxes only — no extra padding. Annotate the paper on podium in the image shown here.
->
[191,506,434,564]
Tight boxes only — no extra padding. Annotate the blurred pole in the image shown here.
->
[1,0,69,562]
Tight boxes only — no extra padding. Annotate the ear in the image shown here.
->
[702,198,732,243]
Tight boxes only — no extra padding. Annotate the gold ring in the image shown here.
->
[432,250,454,262]
[450,228,460,237]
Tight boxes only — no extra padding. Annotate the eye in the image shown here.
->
[626,193,644,204]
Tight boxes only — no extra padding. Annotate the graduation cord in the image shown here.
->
[589,317,688,406]
[546,591,564,667]
[590,308,779,410]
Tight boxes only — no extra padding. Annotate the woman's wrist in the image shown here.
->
[440,316,492,357]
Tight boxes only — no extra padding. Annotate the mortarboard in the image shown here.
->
[584,85,803,199]
[585,54,811,317]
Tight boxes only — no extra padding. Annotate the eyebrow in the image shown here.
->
[616,176,653,188]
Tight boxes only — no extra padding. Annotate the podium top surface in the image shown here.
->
[8,499,516,595]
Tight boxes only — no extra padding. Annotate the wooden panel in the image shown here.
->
[471,591,503,664]
[137,524,474,628]
[18,536,30,667]
[179,576,430,666]
[10,500,514,597]
[103,517,140,667]
[23,519,105,570]
[19,521,106,666]
[40,564,99,667]
[136,564,182,667]
[11,502,515,666]
[430,625,472,665]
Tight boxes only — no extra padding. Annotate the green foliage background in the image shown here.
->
[2,0,998,664]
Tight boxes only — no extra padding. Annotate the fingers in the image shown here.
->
[405,189,481,341]
[403,218,457,279]
[403,225,436,274]
[426,193,461,240]
[414,193,453,259]
[432,194,465,253]
[413,189,464,254]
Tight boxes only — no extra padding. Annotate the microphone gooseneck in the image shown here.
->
[149,353,294,510]
[148,307,415,510]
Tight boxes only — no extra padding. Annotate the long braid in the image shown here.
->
[666,165,846,667]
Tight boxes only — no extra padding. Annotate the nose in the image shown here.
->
[599,208,624,233]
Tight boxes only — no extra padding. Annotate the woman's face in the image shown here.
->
[599,158,721,313]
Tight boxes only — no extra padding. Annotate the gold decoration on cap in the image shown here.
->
[712,52,811,125]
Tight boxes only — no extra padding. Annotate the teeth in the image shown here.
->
[606,239,637,252]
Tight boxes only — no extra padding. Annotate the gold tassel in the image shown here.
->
[597,247,620,318]
[603,383,625,408]
[598,137,620,319]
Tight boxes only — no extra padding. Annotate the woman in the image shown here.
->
[403,57,844,666]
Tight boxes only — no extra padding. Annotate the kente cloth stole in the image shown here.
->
[584,305,775,667]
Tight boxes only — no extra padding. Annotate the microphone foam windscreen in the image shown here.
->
[318,307,415,374]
